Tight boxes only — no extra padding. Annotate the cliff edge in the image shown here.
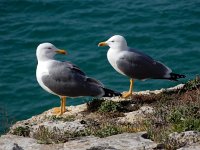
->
[1,78,200,150]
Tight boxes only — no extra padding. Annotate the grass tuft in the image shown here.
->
[33,126,68,144]
[83,122,146,138]
[181,76,200,92]
[98,100,121,113]
[12,126,30,137]
[86,98,104,112]
[49,115,76,122]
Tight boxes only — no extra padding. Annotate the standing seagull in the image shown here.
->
[36,43,121,115]
[98,35,185,98]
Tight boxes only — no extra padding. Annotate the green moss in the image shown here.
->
[98,100,121,113]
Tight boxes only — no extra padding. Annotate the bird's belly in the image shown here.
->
[36,65,58,96]
[107,50,126,76]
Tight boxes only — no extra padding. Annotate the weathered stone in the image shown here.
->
[118,106,154,123]
[169,131,200,146]
[32,120,86,133]
[0,132,157,150]
[178,143,200,150]
[0,134,63,150]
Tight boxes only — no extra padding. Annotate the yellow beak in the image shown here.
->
[98,41,108,47]
[55,49,67,55]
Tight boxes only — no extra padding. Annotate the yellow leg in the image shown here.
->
[52,99,62,115]
[62,97,66,113]
[122,79,134,98]
[52,97,66,116]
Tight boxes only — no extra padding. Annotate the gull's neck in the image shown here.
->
[109,45,129,52]
[36,53,55,63]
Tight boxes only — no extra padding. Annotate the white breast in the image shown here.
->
[107,49,126,76]
[36,61,58,96]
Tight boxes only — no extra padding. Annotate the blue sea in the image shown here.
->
[0,0,199,133]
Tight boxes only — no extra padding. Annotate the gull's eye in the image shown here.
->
[111,40,114,42]
[48,47,51,49]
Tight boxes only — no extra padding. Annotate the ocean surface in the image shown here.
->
[0,0,199,133]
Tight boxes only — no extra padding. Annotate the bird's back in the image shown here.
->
[40,61,105,97]
[116,48,172,80]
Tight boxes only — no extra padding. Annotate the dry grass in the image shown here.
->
[32,121,147,144]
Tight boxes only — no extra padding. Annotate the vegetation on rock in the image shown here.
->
[12,126,30,137]
[145,77,200,149]
[10,77,200,149]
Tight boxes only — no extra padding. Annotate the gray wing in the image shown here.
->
[42,61,104,97]
[116,48,171,79]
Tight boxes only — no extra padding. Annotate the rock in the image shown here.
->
[134,84,185,95]
[178,143,200,150]
[107,84,185,102]
[0,134,63,150]
[9,104,87,138]
[32,120,86,134]
[118,106,154,123]
[0,132,157,150]
[63,132,157,150]
[12,143,23,150]
[3,83,200,150]
[169,131,200,148]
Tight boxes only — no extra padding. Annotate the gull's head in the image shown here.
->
[98,35,128,50]
[36,43,67,61]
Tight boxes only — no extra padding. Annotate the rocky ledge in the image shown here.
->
[1,78,200,150]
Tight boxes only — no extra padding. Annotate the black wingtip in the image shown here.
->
[102,88,122,97]
[170,73,186,81]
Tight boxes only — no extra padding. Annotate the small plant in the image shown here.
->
[48,115,61,121]
[182,76,200,91]
[98,100,121,113]
[49,115,75,122]
[86,124,121,138]
[168,108,185,124]
[84,122,146,138]
[33,126,88,144]
[63,115,76,122]
[86,98,104,112]
[12,126,30,137]
[33,126,68,144]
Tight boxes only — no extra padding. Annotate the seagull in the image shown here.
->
[98,35,185,98]
[36,43,121,115]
